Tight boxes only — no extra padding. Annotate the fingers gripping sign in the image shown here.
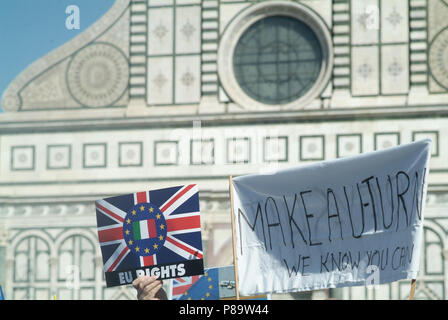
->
[133,275,168,300]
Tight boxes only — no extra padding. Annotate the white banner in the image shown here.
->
[231,140,432,295]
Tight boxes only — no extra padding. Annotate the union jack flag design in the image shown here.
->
[172,266,269,300]
[95,184,204,286]
[171,274,202,300]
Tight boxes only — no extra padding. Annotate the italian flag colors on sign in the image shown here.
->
[133,219,156,240]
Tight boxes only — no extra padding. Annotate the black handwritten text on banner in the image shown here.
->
[231,140,431,295]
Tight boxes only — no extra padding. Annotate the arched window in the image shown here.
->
[423,227,444,275]
[57,234,97,299]
[13,235,51,299]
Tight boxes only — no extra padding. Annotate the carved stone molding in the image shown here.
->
[1,0,130,112]
[0,203,95,218]
[67,43,129,107]
[429,27,448,91]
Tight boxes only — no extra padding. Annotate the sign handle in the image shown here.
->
[409,279,416,300]
[229,175,240,300]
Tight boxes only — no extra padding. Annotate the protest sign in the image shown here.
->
[171,265,268,300]
[172,266,222,300]
[230,140,431,296]
[95,184,204,287]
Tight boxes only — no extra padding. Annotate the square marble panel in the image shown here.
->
[337,134,362,158]
[11,145,35,171]
[175,55,200,104]
[148,7,173,55]
[351,46,379,96]
[147,56,173,105]
[119,142,143,167]
[191,139,214,165]
[83,143,107,168]
[154,141,178,165]
[381,45,409,94]
[227,138,250,164]
[300,135,325,161]
[47,144,71,169]
[374,132,400,151]
[351,0,379,45]
[263,136,288,163]
[380,0,408,44]
[175,6,201,54]
[413,131,439,157]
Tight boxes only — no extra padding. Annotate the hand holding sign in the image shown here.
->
[133,275,168,300]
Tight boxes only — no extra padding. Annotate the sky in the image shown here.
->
[0,0,115,112]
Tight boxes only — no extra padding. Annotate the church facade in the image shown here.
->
[0,0,447,299]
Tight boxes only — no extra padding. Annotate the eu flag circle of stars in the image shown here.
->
[122,202,167,256]
[183,272,215,300]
